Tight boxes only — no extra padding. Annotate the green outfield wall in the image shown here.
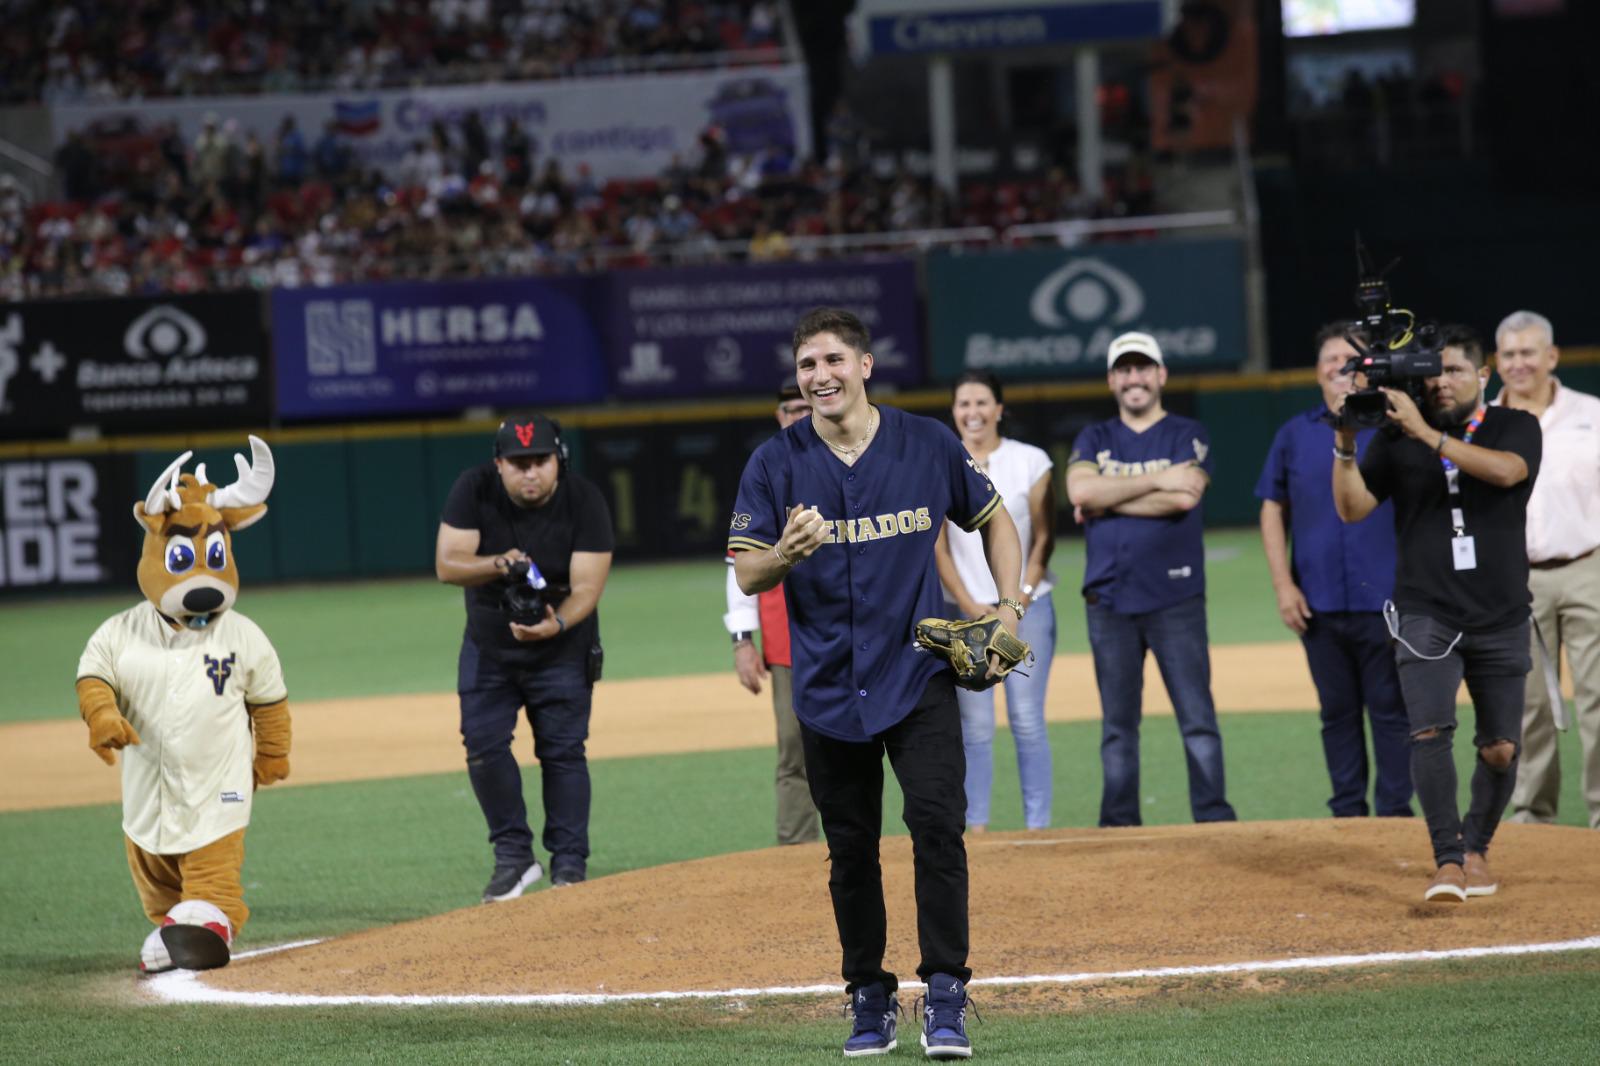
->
[5,359,1597,592]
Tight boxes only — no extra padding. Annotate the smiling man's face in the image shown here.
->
[796,330,873,420]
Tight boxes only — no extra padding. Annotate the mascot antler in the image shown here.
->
[205,435,276,510]
[142,450,194,517]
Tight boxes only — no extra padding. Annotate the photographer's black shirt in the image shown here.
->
[441,463,615,668]
[1358,406,1542,632]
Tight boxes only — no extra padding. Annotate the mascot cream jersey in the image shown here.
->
[74,435,291,975]
[78,602,285,853]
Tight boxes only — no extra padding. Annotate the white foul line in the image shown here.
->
[143,935,1600,1008]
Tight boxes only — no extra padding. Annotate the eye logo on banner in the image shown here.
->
[124,305,207,359]
[704,337,744,384]
[1028,258,1146,329]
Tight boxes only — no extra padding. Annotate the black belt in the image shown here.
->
[1531,547,1598,571]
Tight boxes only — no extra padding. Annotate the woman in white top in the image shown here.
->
[934,370,1058,831]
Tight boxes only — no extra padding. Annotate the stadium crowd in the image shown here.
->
[3,103,1156,300]
[4,0,785,104]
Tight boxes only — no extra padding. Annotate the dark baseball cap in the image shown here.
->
[495,413,561,457]
[777,382,804,404]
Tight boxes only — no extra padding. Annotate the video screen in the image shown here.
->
[1282,0,1415,37]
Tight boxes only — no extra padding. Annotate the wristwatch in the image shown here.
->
[731,630,755,645]
[997,597,1026,619]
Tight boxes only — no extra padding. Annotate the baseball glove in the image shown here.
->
[914,614,1032,692]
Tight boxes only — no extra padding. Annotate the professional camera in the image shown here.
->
[1331,238,1443,430]
[500,559,549,625]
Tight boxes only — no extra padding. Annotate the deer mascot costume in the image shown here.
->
[75,435,290,974]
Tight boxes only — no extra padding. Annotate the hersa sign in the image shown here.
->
[0,459,103,587]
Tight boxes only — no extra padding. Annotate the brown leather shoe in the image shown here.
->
[1464,852,1499,897]
[1424,862,1467,903]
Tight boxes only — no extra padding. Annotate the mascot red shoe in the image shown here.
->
[75,436,291,974]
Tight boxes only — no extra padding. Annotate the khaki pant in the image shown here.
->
[1510,550,1600,828]
[771,665,820,845]
[124,827,249,933]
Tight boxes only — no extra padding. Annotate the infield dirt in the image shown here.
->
[193,818,1600,1003]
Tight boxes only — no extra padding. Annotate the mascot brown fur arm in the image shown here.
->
[248,700,292,786]
[77,677,140,766]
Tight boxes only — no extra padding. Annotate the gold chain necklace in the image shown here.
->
[822,407,879,460]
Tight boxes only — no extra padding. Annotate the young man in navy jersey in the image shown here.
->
[1066,331,1237,828]
[1255,324,1413,819]
[729,308,1023,1059]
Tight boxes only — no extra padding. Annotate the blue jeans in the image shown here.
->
[458,636,593,868]
[1086,594,1236,827]
[956,591,1057,829]
[1300,611,1414,817]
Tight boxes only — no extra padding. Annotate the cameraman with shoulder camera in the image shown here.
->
[436,413,614,901]
[1333,327,1541,903]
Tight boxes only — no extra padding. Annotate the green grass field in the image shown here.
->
[5,529,1290,723]
[3,529,1596,1063]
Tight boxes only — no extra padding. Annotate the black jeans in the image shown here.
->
[799,672,970,994]
[1392,613,1530,866]
[1300,611,1413,817]
[458,636,593,869]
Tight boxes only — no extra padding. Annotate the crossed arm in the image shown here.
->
[1066,461,1208,519]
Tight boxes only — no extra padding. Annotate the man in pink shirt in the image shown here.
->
[1494,311,1600,828]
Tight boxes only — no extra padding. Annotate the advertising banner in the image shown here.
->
[271,276,607,420]
[925,238,1248,380]
[0,452,139,596]
[855,0,1164,56]
[605,258,924,399]
[53,64,811,184]
[0,293,270,438]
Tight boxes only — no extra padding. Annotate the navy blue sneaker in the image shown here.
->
[917,974,975,1059]
[843,982,900,1057]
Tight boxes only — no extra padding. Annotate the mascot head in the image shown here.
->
[133,435,274,630]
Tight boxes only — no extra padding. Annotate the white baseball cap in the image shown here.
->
[1107,331,1165,369]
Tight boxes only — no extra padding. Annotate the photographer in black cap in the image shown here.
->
[1332,326,1542,904]
[435,412,614,899]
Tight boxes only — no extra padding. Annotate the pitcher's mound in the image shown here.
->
[200,819,1600,1001]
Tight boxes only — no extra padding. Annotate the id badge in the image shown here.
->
[1452,535,1477,571]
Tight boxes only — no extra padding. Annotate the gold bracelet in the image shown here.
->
[997,596,1026,619]
[773,544,793,567]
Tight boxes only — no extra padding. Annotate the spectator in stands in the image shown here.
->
[501,118,534,188]
[312,121,351,182]
[193,114,232,188]
[275,116,309,187]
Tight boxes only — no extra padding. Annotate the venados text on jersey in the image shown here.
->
[819,507,933,544]
[1095,450,1174,478]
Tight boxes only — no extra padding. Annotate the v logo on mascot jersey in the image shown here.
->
[204,653,236,696]
[74,435,293,976]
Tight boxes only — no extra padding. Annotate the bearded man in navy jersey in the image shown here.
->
[1066,331,1238,828]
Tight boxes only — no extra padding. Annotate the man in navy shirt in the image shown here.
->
[730,308,1023,1060]
[1066,331,1237,828]
[1256,324,1413,818]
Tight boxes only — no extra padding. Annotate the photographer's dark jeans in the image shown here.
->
[1392,613,1529,867]
[1087,595,1237,827]
[1301,612,1414,817]
[458,635,593,869]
